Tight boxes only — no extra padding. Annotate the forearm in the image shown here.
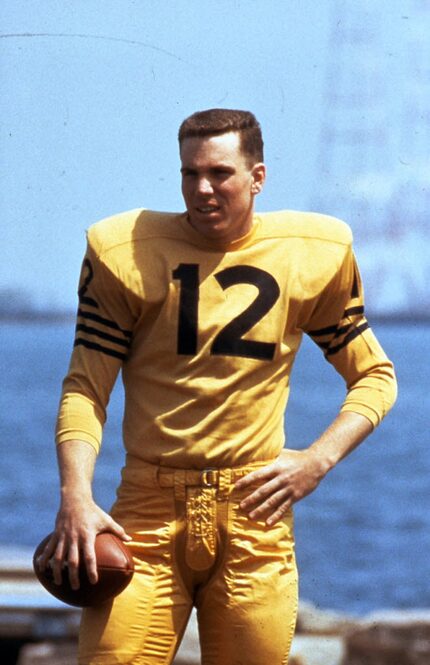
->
[237,410,375,525]
[57,439,97,500]
[306,411,374,477]
[39,439,129,588]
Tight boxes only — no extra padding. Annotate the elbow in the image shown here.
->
[383,362,398,416]
[343,359,398,427]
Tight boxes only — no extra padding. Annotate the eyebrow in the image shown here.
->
[180,164,235,174]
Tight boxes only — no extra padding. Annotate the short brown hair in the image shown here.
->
[178,108,264,165]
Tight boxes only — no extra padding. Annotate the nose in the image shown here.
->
[196,177,214,195]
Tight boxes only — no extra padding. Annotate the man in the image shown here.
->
[39,109,397,664]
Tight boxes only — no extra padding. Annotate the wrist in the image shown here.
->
[60,484,93,503]
[306,412,374,475]
[306,444,337,478]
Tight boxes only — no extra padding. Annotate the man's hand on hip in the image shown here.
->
[235,448,327,526]
[235,412,374,526]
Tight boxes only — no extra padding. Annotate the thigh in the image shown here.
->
[78,480,192,664]
[78,560,192,665]
[197,499,298,665]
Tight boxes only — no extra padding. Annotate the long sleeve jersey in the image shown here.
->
[56,209,397,468]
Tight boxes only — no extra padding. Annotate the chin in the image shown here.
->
[189,216,228,237]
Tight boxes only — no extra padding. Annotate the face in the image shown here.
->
[180,131,265,243]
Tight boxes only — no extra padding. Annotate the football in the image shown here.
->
[33,532,134,607]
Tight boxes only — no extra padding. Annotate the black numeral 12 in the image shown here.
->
[172,263,199,355]
[172,263,280,361]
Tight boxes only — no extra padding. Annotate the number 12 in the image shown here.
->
[172,263,280,361]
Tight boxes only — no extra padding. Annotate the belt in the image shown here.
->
[156,461,272,489]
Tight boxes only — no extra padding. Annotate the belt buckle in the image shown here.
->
[201,468,217,487]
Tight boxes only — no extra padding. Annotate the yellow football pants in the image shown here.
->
[79,458,298,664]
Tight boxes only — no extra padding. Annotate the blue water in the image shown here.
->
[1,320,429,615]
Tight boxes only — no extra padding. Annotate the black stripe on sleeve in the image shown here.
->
[311,339,331,351]
[75,324,131,348]
[344,305,364,317]
[308,323,339,337]
[310,321,356,345]
[77,308,133,338]
[325,321,370,356]
[332,321,354,340]
[308,305,365,337]
[74,338,128,360]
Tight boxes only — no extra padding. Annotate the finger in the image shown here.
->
[234,464,277,490]
[108,518,132,542]
[66,540,81,590]
[266,497,293,526]
[51,538,67,586]
[247,486,291,521]
[36,533,58,570]
[239,476,284,511]
[82,535,98,585]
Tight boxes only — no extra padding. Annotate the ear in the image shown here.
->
[250,163,266,195]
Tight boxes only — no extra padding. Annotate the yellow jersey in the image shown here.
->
[56,209,397,468]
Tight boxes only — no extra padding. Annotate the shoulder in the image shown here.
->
[258,210,353,247]
[86,208,182,257]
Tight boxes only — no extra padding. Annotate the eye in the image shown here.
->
[213,168,233,179]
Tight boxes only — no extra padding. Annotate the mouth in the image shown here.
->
[196,205,221,214]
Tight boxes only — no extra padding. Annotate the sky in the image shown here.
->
[1,0,426,311]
